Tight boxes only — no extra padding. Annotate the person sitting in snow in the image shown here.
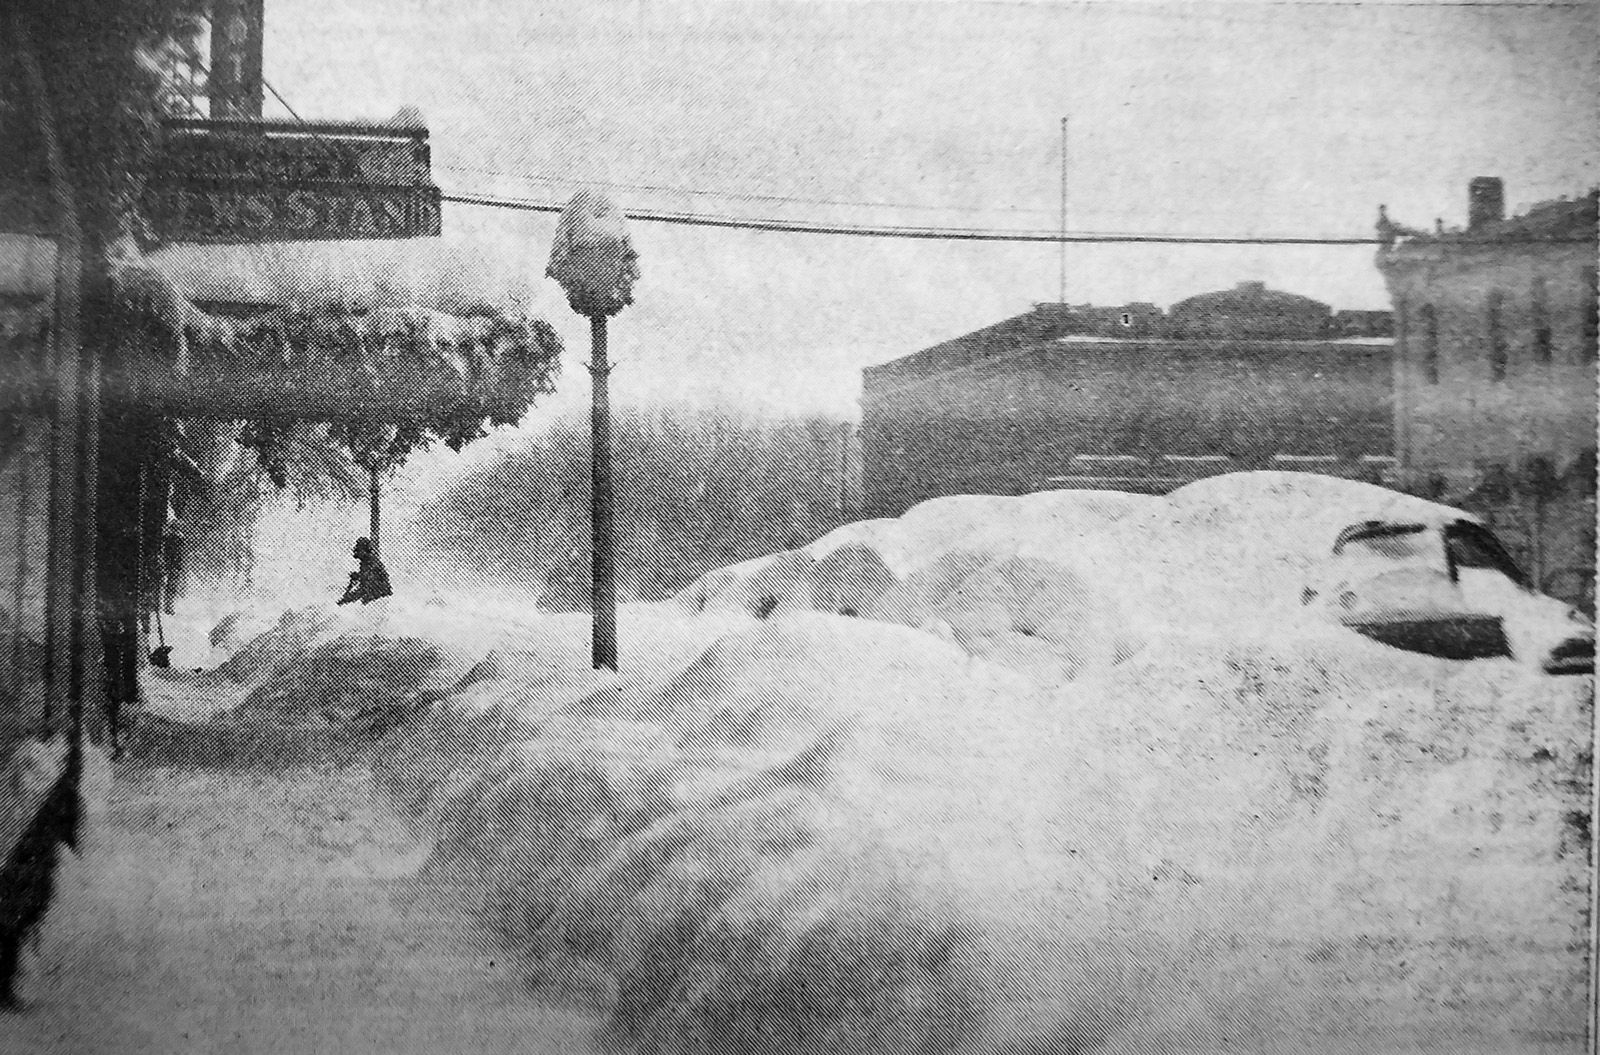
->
[337,538,392,606]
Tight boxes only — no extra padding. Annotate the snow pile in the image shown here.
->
[207,607,281,657]
[399,610,1590,1052]
[1133,471,1466,632]
[372,603,755,844]
[673,489,1159,681]
[914,555,1132,684]
[676,551,818,619]
[195,473,1588,1051]
[214,605,345,684]
[213,597,544,729]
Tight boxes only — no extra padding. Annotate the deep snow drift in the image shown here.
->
[201,482,1592,1054]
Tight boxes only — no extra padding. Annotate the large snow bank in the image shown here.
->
[915,555,1132,684]
[202,474,1591,1052]
[215,595,558,724]
[672,489,1159,680]
[214,605,345,684]
[384,609,1590,1053]
[372,603,755,844]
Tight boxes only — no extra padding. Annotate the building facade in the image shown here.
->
[1376,180,1598,609]
[860,287,1394,517]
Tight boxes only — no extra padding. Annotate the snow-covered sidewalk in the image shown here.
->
[0,761,599,1055]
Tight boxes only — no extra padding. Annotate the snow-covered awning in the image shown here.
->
[0,234,563,426]
[146,233,543,317]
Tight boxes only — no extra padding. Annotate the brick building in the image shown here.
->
[859,288,1394,517]
[1376,179,1598,608]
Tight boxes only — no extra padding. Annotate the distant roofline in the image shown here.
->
[1170,282,1333,315]
[862,332,1391,400]
[1380,187,1598,249]
[1048,334,1392,346]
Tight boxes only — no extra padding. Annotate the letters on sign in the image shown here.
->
[145,185,442,243]
[145,119,443,244]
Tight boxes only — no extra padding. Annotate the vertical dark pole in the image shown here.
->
[1393,297,1409,483]
[837,421,850,517]
[15,8,84,740]
[369,465,381,553]
[1059,116,1068,305]
[10,442,29,687]
[43,402,60,733]
[1531,493,1545,594]
[74,272,102,747]
[589,313,617,671]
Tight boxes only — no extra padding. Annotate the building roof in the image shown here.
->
[863,330,1389,398]
[1170,281,1331,318]
[864,282,1388,393]
[1382,189,1597,248]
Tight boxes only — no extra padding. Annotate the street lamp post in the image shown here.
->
[546,192,639,671]
[587,314,616,670]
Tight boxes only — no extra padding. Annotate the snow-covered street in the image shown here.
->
[1,479,1593,1055]
[0,755,600,1055]
[2,0,1594,1046]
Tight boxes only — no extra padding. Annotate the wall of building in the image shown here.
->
[1377,186,1597,612]
[0,436,50,640]
[1387,241,1597,487]
[0,431,55,737]
[861,336,1392,516]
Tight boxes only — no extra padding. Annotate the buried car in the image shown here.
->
[1159,471,1593,675]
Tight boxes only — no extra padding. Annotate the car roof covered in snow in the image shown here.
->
[1163,471,1476,557]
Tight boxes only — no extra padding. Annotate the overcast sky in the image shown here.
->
[234,0,1600,417]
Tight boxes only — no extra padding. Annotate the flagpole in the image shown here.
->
[1059,116,1068,305]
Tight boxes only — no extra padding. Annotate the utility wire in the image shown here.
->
[161,49,306,125]
[438,164,1061,216]
[442,192,1389,244]
[263,78,307,123]
[247,72,1595,249]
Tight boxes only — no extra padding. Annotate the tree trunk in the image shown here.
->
[369,465,381,552]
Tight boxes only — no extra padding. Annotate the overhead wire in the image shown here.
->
[247,71,1589,249]
[439,191,1390,244]
[263,78,307,124]
[437,164,1062,216]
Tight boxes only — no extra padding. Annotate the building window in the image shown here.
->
[1584,266,1598,359]
[1419,303,1439,384]
[1531,277,1552,363]
[1487,291,1507,382]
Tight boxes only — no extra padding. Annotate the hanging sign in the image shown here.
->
[143,118,443,244]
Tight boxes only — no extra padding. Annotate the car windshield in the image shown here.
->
[1333,521,1430,560]
[1445,521,1531,590]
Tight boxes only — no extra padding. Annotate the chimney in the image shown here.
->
[1468,177,1504,232]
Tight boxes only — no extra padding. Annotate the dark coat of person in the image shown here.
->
[337,539,393,606]
[0,741,80,1011]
